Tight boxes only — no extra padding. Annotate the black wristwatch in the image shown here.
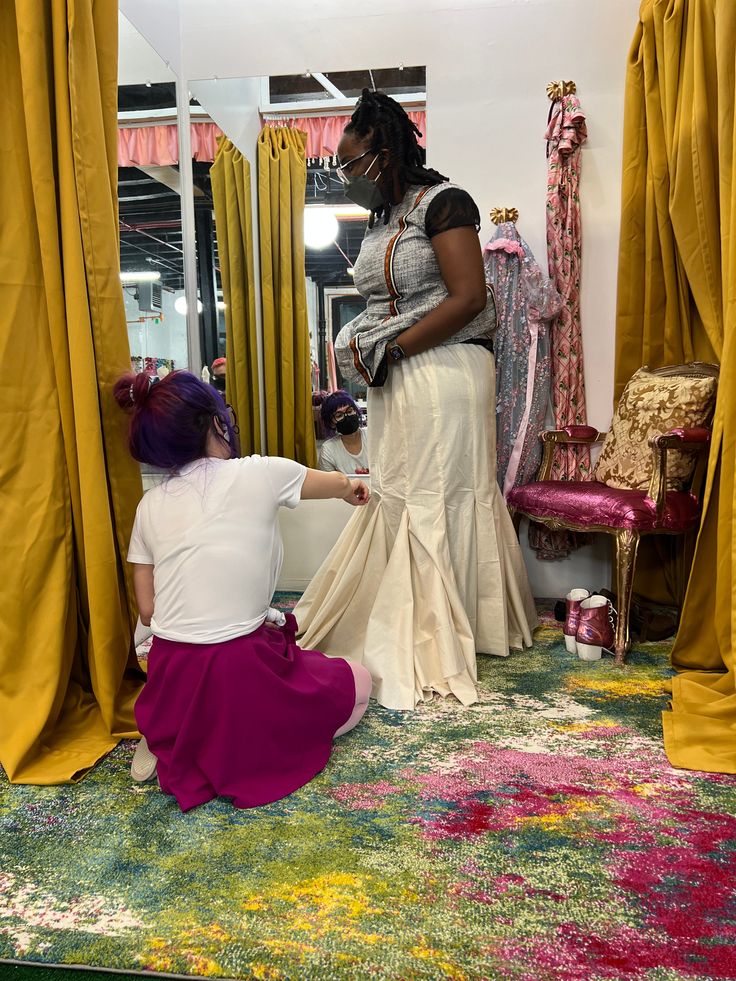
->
[387,341,407,362]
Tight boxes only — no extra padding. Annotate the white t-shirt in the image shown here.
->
[127,455,306,644]
[318,431,369,474]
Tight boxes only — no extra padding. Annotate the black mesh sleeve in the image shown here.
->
[425,188,481,238]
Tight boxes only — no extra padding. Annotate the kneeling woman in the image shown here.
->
[116,370,371,812]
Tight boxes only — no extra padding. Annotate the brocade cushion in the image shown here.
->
[593,368,716,491]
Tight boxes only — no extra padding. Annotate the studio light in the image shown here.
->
[304,209,339,249]
[174,296,204,315]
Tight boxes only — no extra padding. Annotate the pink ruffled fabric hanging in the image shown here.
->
[118,122,223,168]
[534,91,591,559]
[118,113,425,168]
[272,111,426,160]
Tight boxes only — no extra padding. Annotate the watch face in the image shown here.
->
[389,344,403,361]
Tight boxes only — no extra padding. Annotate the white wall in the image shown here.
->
[119,0,182,78]
[118,11,176,86]
[122,0,640,597]
[124,288,189,369]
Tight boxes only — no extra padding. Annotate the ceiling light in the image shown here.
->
[304,209,339,249]
[174,295,204,316]
[216,301,227,311]
[347,267,355,277]
[120,270,161,283]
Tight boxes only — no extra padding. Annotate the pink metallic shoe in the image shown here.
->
[563,588,590,654]
[576,595,615,661]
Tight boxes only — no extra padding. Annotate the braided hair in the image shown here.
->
[344,89,447,225]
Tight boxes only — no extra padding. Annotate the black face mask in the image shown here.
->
[212,375,226,392]
[335,414,360,436]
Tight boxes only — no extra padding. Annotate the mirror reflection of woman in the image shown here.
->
[296,90,537,711]
[318,391,369,475]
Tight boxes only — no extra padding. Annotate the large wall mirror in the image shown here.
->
[185,66,426,451]
[117,13,188,377]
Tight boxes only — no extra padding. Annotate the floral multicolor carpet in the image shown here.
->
[2,599,736,980]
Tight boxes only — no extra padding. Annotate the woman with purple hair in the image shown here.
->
[114,370,372,812]
[318,391,369,475]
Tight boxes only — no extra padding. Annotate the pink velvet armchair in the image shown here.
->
[507,363,719,664]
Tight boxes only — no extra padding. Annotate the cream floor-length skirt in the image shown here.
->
[295,344,538,710]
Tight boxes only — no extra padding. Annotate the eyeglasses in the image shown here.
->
[336,150,377,185]
[332,407,357,423]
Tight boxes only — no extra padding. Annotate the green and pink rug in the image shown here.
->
[1,599,735,980]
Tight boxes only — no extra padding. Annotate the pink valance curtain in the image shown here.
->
[272,111,427,159]
[118,122,223,167]
[117,112,427,168]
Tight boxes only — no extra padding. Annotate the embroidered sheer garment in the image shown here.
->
[484,221,561,496]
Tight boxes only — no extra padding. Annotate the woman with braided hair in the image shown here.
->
[295,90,536,710]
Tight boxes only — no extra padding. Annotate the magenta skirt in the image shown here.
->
[135,614,355,812]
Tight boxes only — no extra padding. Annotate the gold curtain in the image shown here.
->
[0,0,143,783]
[616,0,736,771]
[257,126,318,467]
[211,138,261,455]
[615,0,723,609]
[615,0,719,402]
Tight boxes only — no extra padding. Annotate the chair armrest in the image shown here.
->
[538,427,606,481]
[646,428,712,514]
[659,426,711,444]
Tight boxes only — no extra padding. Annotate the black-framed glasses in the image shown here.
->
[332,406,358,423]
[336,150,376,185]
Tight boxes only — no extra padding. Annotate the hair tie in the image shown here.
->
[130,373,160,407]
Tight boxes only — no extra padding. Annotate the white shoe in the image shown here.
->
[131,736,158,782]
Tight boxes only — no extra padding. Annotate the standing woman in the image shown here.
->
[295,90,537,710]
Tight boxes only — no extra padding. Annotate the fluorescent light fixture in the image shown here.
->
[329,205,370,218]
[120,270,161,283]
[306,204,369,219]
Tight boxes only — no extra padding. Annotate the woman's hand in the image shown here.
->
[343,479,370,506]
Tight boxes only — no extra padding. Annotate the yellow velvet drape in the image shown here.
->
[616,0,736,771]
[257,126,317,467]
[615,0,725,609]
[615,0,719,401]
[211,138,261,455]
[0,0,143,783]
